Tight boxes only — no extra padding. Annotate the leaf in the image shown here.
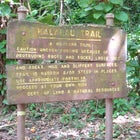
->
[26,16,37,22]
[78,0,89,8]
[0,41,6,53]
[94,3,104,11]
[93,12,102,19]
[126,66,135,73]
[115,11,128,22]
[133,77,140,83]
[0,3,11,16]
[0,74,6,79]
[2,99,9,105]
[0,48,6,54]
[104,3,113,12]
[71,107,77,113]
[0,41,6,49]
[136,105,140,111]
[3,74,6,78]
[79,11,89,18]
[38,14,55,25]
[109,0,123,6]
[131,44,139,49]
[0,29,7,34]
[94,17,105,25]
[85,7,93,11]
[31,10,38,16]
[123,6,131,10]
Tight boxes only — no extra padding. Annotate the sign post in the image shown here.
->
[105,13,114,140]
[17,6,28,140]
[6,7,127,139]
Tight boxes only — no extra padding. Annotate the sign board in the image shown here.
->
[6,21,127,104]
[7,20,126,62]
[6,9,127,140]
[7,62,127,104]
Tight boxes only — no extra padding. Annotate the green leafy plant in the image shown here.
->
[69,0,129,25]
[60,114,73,125]
[127,26,140,95]
[71,119,86,129]
[113,124,121,138]
[26,0,60,24]
[113,99,132,118]
[0,3,11,17]
[83,100,105,120]
[0,1,18,108]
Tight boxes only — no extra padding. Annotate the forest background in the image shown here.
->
[0,0,140,139]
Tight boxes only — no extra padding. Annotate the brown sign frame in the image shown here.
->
[7,20,126,62]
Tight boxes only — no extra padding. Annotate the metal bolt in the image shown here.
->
[31,40,34,44]
[22,32,26,36]
[111,82,115,86]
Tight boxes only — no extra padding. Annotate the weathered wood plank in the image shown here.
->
[7,62,127,104]
[7,20,126,62]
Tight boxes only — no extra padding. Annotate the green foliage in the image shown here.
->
[66,0,129,25]
[0,40,6,54]
[2,105,16,114]
[83,100,105,121]
[113,99,132,118]
[127,26,140,94]
[113,124,121,138]
[60,106,82,126]
[124,0,140,29]
[0,29,7,105]
[60,114,73,125]
[0,3,11,17]
[0,1,18,106]
[26,0,129,25]
[27,0,60,24]
[128,91,140,112]
[38,14,55,25]
[115,11,128,22]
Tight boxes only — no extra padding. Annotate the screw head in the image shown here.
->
[111,82,115,86]
[22,31,26,36]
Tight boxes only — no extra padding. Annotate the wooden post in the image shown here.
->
[17,5,28,140]
[105,98,113,140]
[105,13,114,26]
[17,104,26,140]
[105,13,114,140]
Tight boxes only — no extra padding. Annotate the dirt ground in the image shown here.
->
[0,105,140,140]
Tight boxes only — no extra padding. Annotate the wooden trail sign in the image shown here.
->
[6,9,127,140]
[6,20,127,105]
[7,20,126,62]
[7,62,127,104]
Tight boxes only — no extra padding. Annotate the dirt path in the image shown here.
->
[0,109,140,140]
